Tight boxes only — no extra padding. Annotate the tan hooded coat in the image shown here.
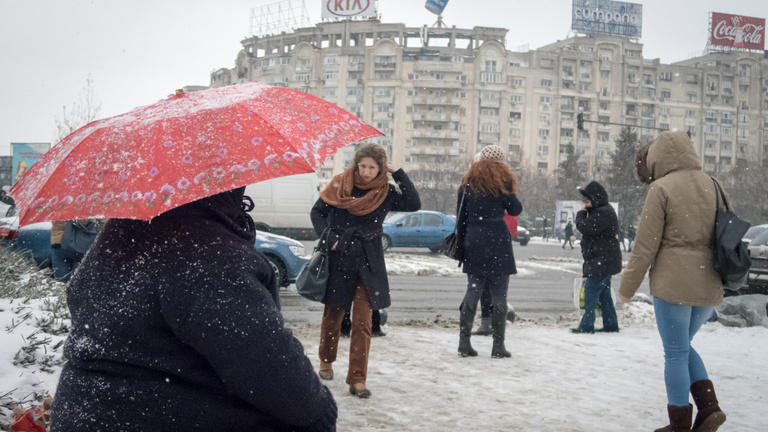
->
[619,131,724,306]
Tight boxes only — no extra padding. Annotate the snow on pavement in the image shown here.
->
[292,306,766,431]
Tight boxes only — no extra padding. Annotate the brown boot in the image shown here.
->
[654,404,692,432]
[691,380,726,432]
[318,361,333,380]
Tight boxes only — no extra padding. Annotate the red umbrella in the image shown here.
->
[10,82,382,225]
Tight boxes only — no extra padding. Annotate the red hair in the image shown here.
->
[461,160,518,196]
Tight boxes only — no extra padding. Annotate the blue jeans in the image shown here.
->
[577,276,618,332]
[654,297,714,406]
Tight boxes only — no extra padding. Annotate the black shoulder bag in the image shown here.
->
[711,178,751,290]
[296,213,333,302]
[443,186,467,262]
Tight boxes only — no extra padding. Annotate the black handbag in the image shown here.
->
[711,178,751,290]
[443,186,467,261]
[296,219,332,302]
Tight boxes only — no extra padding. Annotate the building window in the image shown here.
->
[540,79,553,88]
[295,72,310,81]
[408,73,419,80]
[480,108,499,117]
[539,96,551,104]
[323,87,337,98]
[538,129,550,138]
[324,56,338,65]
[480,122,499,133]
[509,128,521,138]
[510,95,522,105]
[538,145,549,155]
[324,71,338,80]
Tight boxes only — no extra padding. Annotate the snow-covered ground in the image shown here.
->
[384,252,581,277]
[2,295,766,431]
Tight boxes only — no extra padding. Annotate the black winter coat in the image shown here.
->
[310,169,420,310]
[51,188,337,432]
[457,185,523,276]
[575,181,623,278]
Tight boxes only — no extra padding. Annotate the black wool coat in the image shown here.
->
[575,181,623,278]
[51,188,337,432]
[456,184,523,277]
[310,169,420,310]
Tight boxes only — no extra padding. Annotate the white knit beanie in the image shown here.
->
[479,144,505,162]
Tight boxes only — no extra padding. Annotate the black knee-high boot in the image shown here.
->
[491,305,511,358]
[458,303,477,357]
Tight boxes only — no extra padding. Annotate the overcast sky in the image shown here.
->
[1,0,764,156]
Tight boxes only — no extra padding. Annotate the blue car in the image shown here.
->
[1,214,308,287]
[382,210,455,253]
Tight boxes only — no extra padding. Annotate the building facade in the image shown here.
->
[211,20,768,180]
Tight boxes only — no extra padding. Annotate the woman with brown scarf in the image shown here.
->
[310,144,420,398]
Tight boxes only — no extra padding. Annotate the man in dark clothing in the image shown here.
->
[571,181,622,334]
[627,224,636,252]
[562,220,575,249]
[51,187,337,432]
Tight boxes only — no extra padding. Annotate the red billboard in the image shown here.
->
[710,12,765,51]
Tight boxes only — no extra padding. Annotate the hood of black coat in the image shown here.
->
[109,187,256,244]
[578,181,609,208]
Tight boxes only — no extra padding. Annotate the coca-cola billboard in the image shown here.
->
[710,12,765,51]
[321,0,377,20]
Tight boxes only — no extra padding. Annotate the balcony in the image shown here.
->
[413,112,459,122]
[347,62,365,71]
[410,129,461,139]
[479,98,501,108]
[374,61,397,70]
[480,72,504,84]
[413,94,459,106]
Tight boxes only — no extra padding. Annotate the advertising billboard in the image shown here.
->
[11,142,50,185]
[710,12,765,51]
[425,0,450,15]
[571,0,642,38]
[321,0,377,20]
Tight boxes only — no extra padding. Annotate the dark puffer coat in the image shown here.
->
[457,184,523,276]
[575,181,623,278]
[310,169,420,310]
[51,188,337,432]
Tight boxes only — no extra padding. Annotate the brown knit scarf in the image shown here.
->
[319,165,389,216]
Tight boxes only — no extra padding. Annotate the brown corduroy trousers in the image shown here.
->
[318,284,373,385]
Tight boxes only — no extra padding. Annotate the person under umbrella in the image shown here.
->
[311,144,420,398]
[50,187,338,431]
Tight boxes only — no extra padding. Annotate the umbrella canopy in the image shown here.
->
[10,82,382,226]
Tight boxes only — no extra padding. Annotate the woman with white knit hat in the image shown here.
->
[455,145,523,358]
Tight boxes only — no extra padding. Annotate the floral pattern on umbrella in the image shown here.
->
[11,82,383,225]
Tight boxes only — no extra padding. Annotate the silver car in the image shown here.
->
[747,229,768,277]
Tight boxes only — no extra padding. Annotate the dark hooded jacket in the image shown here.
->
[575,181,622,278]
[51,188,337,432]
[310,169,420,310]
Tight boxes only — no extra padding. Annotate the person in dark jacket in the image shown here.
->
[562,220,575,249]
[456,145,523,359]
[571,181,622,334]
[51,187,337,432]
[311,143,420,398]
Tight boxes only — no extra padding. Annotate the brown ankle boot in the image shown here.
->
[318,362,333,380]
[691,380,726,432]
[654,404,692,432]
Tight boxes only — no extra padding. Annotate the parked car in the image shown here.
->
[382,210,528,253]
[514,226,530,246]
[382,210,454,253]
[254,230,308,287]
[747,229,768,277]
[743,224,768,246]
[1,212,308,287]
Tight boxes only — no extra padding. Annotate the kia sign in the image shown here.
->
[572,0,642,38]
[322,0,377,20]
[710,12,765,51]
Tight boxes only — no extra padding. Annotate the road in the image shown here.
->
[280,239,649,324]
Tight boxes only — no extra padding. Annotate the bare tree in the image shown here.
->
[407,155,469,214]
[54,76,102,143]
[517,167,558,233]
[719,160,768,224]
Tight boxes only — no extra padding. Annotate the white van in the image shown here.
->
[244,173,320,239]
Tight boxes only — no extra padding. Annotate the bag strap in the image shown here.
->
[453,185,468,235]
[711,177,729,212]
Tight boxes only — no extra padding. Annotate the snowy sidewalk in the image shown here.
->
[291,307,766,431]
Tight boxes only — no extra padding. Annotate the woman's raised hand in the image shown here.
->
[386,162,397,173]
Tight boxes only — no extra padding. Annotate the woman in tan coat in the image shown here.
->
[619,131,727,432]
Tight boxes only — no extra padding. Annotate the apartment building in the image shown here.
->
[211,19,768,180]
